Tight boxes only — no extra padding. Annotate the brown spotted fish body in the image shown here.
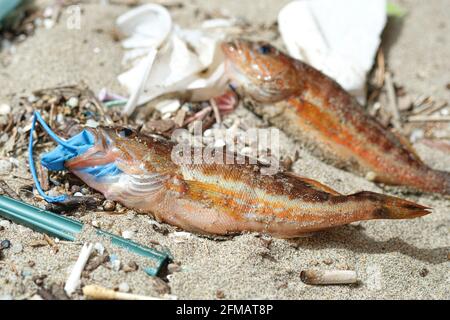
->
[222,40,450,195]
[64,127,429,238]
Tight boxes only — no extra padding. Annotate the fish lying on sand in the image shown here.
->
[221,40,450,195]
[61,127,429,238]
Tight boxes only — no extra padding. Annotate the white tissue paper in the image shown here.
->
[116,4,234,116]
[278,0,387,103]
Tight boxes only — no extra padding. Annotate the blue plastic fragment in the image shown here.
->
[41,130,95,171]
[29,111,123,203]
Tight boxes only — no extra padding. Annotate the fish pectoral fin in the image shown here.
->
[284,172,342,196]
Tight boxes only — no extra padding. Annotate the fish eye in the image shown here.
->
[118,128,133,138]
[258,44,271,55]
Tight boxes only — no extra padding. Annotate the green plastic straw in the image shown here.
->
[0,0,20,23]
[0,195,170,276]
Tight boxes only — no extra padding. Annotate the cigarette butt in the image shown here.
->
[300,269,358,285]
[82,285,162,300]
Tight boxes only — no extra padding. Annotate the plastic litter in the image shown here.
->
[278,0,387,103]
[28,111,122,203]
[28,111,94,202]
[0,0,21,23]
[116,3,235,116]
[0,195,170,276]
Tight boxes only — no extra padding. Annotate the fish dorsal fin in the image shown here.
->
[392,130,425,165]
[284,172,342,196]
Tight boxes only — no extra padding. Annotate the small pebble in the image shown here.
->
[216,290,225,299]
[0,103,11,115]
[43,19,55,29]
[1,239,11,249]
[81,187,90,195]
[167,263,182,273]
[419,268,429,277]
[47,189,61,198]
[110,254,121,271]
[56,114,64,124]
[21,268,33,278]
[66,97,79,108]
[0,159,12,175]
[365,171,377,181]
[123,261,138,273]
[0,220,10,229]
[323,258,333,265]
[410,129,424,143]
[94,242,105,255]
[111,259,121,272]
[86,119,99,128]
[27,94,38,103]
[91,220,100,228]
[118,282,130,293]
[152,277,170,294]
[73,192,83,197]
[70,185,81,193]
[11,243,23,254]
[155,99,180,114]
[103,200,116,212]
[121,230,134,239]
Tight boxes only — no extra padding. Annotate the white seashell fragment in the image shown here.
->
[155,99,181,114]
[121,230,134,240]
[64,243,94,296]
[169,231,194,243]
[278,0,387,103]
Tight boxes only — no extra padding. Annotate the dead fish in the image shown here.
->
[221,40,450,195]
[63,127,430,238]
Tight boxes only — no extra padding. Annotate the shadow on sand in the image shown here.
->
[288,224,448,265]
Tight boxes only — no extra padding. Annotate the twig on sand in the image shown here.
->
[374,49,385,88]
[82,285,163,300]
[418,101,448,116]
[408,115,450,122]
[183,106,212,126]
[300,269,358,285]
[210,98,222,124]
[384,72,401,130]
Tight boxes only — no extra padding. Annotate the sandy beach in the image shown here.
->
[0,0,448,300]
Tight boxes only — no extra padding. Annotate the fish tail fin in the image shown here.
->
[352,191,431,219]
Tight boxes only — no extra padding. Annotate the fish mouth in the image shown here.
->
[65,128,118,170]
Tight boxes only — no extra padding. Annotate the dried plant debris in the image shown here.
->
[366,50,450,145]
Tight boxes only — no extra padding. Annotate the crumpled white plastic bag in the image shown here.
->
[116,3,234,116]
[278,0,387,103]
